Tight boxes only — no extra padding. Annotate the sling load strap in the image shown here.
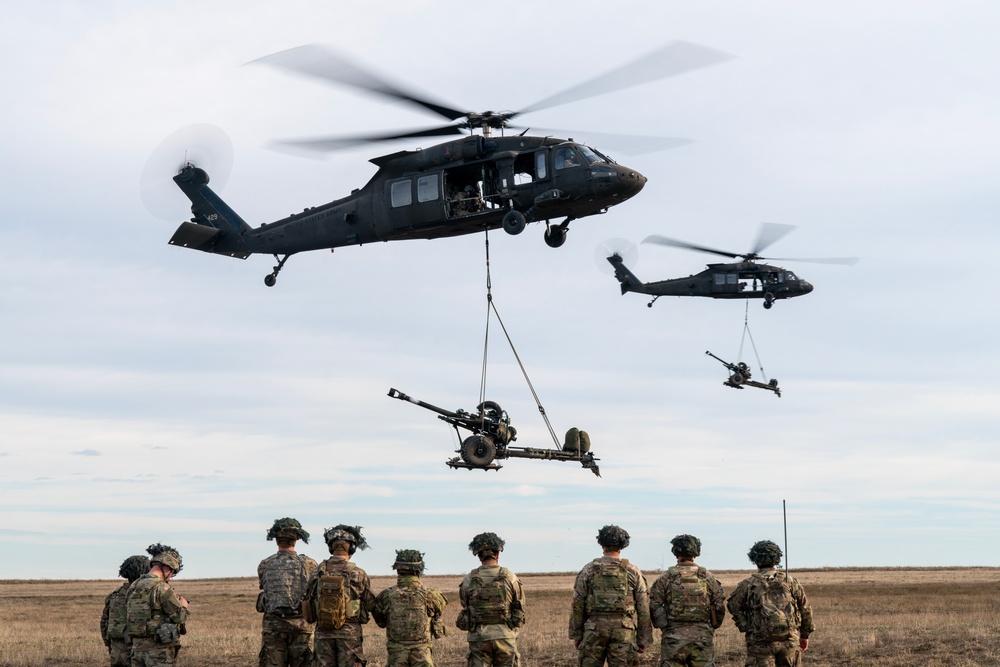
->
[738,302,770,381]
[481,231,561,449]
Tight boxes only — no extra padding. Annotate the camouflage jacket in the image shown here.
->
[372,575,447,647]
[100,581,130,646]
[727,568,814,642]
[306,556,377,638]
[458,565,526,642]
[569,556,652,647]
[258,549,319,632]
[649,563,726,630]
[125,574,189,649]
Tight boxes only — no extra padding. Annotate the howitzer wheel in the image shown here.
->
[460,436,497,466]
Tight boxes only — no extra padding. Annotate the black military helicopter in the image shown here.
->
[607,223,858,309]
[163,42,731,286]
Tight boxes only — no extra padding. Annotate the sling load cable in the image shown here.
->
[478,230,562,449]
[737,301,772,382]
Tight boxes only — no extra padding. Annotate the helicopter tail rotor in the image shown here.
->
[140,124,233,221]
[594,238,638,275]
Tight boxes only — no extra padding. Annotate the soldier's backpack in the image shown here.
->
[315,561,356,631]
[588,559,632,614]
[105,586,129,641]
[385,585,431,643]
[467,567,512,625]
[666,565,711,623]
[747,571,799,641]
[261,554,309,617]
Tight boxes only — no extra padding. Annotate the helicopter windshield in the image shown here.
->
[554,144,605,170]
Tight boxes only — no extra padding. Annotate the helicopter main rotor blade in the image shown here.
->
[272,124,466,154]
[760,256,861,265]
[251,44,468,122]
[642,234,741,259]
[519,41,734,115]
[751,222,797,256]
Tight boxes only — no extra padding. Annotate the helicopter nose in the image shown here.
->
[615,165,646,198]
[802,281,814,294]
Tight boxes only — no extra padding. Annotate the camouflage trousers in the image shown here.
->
[578,625,637,667]
[743,639,801,667]
[259,628,314,667]
[659,624,715,667]
[130,645,180,667]
[107,638,130,667]
[467,638,520,667]
[313,635,367,667]
[386,644,435,667]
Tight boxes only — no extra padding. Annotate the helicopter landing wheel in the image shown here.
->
[265,253,292,288]
[763,292,774,309]
[460,435,497,467]
[264,274,277,287]
[502,210,527,235]
[544,226,567,248]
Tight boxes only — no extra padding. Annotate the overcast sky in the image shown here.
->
[2,1,998,580]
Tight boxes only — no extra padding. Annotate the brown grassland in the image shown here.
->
[2,567,999,666]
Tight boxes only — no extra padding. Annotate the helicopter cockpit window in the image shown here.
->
[577,145,603,164]
[555,146,584,170]
[417,174,439,202]
[390,180,412,208]
[785,271,797,281]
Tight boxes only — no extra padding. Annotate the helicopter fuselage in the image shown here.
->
[169,135,646,280]
[608,255,813,307]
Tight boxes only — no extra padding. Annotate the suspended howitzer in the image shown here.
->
[705,351,781,397]
[388,388,600,476]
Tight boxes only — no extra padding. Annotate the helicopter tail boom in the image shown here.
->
[168,165,252,258]
[607,253,643,295]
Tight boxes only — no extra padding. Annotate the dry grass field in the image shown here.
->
[2,567,999,666]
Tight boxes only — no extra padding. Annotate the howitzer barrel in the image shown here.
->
[705,350,731,368]
[387,388,462,420]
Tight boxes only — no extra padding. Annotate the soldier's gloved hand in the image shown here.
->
[800,638,809,651]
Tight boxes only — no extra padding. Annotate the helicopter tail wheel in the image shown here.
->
[763,292,774,309]
[502,210,527,235]
[544,225,568,248]
[460,435,497,466]
[264,274,277,287]
[264,253,292,287]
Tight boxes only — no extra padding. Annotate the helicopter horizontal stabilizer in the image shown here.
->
[168,221,250,259]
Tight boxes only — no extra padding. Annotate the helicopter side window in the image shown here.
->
[390,179,412,208]
[417,174,439,203]
[513,152,536,185]
[727,274,738,285]
[535,151,547,179]
[714,274,726,286]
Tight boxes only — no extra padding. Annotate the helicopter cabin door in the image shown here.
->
[384,171,449,229]
[711,272,745,295]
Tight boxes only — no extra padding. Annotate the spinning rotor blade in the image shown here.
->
[140,123,233,220]
[515,127,692,156]
[594,238,638,274]
[519,41,734,115]
[272,124,466,154]
[251,44,467,122]
[642,235,740,259]
[759,255,860,266]
[751,222,796,256]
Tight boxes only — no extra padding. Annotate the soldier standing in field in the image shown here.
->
[371,549,447,667]
[125,544,189,667]
[101,554,150,667]
[649,535,726,667]
[257,518,319,667]
[304,525,377,667]
[727,540,814,667]
[569,525,653,667]
[457,532,526,667]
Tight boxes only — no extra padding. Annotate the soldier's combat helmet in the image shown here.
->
[267,517,310,544]
[323,524,369,555]
[118,555,151,582]
[596,525,630,550]
[146,543,183,574]
[392,549,425,575]
[670,534,702,559]
[747,540,783,567]
[468,532,505,558]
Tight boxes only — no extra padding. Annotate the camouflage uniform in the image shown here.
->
[257,549,319,667]
[102,555,151,667]
[307,555,377,667]
[649,564,726,667]
[372,565,447,667]
[727,542,814,667]
[126,574,189,667]
[570,556,652,667]
[458,565,526,667]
